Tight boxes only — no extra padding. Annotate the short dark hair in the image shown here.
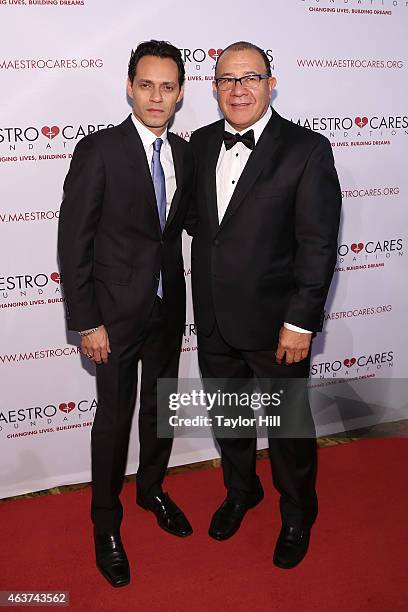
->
[128,40,185,87]
[215,41,271,77]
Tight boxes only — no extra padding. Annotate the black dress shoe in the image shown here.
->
[137,492,193,537]
[273,525,311,569]
[209,489,264,541]
[94,530,130,587]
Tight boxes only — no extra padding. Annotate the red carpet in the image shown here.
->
[1,439,407,611]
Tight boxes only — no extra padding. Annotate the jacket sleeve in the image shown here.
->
[284,137,342,331]
[183,132,199,237]
[57,136,105,331]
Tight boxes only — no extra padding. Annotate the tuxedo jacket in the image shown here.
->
[58,115,194,345]
[187,108,342,351]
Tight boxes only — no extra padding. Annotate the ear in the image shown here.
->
[268,76,277,96]
[126,78,134,99]
[212,80,218,95]
[176,85,184,104]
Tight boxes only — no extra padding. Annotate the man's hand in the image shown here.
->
[275,326,312,366]
[81,325,111,364]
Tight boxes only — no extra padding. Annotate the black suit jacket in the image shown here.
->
[187,109,341,351]
[58,115,194,344]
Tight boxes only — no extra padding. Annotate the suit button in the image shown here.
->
[213,239,220,247]
[160,240,164,245]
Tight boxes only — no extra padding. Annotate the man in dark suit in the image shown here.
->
[188,41,341,568]
[58,40,194,587]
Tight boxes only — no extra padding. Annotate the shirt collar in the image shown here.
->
[224,106,272,145]
[131,112,168,148]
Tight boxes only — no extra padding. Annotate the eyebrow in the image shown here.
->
[216,70,262,78]
[137,78,177,85]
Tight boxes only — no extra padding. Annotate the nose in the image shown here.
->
[231,80,246,96]
[150,85,163,102]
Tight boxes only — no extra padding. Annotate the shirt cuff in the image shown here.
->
[284,322,312,334]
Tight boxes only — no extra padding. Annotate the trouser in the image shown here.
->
[198,322,318,529]
[91,298,182,533]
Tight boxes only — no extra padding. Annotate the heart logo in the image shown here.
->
[208,48,223,61]
[50,272,60,284]
[351,242,364,254]
[41,125,60,140]
[59,402,76,413]
[354,116,368,128]
[343,358,356,368]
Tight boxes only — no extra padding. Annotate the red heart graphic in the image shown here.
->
[354,116,368,128]
[59,402,76,413]
[351,242,364,254]
[41,125,60,140]
[343,358,356,368]
[50,272,60,284]
[208,48,223,61]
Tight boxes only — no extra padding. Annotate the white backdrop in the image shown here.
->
[1,0,407,498]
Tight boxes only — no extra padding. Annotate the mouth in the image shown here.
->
[230,102,252,109]
[147,108,164,114]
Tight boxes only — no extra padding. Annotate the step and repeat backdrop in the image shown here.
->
[1,0,407,498]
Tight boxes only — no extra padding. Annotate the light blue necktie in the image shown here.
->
[151,138,166,297]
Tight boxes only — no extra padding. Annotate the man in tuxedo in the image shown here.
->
[188,41,341,568]
[58,40,194,587]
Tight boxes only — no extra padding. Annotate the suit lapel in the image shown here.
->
[165,132,183,229]
[218,110,282,232]
[119,115,162,235]
[204,121,224,235]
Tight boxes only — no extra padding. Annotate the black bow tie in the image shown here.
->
[223,129,255,151]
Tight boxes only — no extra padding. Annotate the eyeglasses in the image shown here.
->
[215,74,270,91]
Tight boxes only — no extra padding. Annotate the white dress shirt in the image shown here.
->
[216,107,311,334]
[131,113,176,217]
